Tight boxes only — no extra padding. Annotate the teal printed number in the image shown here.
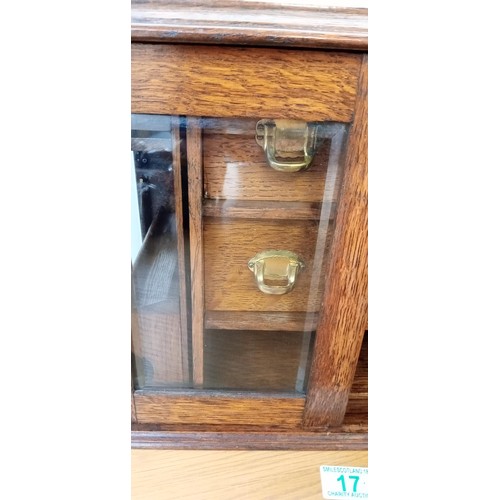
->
[337,475,346,492]
[349,476,360,492]
[336,475,360,493]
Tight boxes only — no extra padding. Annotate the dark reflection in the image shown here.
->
[131,117,190,389]
[133,150,174,239]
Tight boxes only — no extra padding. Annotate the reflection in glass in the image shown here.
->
[131,115,348,394]
[131,115,189,389]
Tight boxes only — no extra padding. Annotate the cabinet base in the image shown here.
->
[131,426,368,450]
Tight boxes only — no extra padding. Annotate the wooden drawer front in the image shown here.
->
[204,218,333,313]
[203,128,340,203]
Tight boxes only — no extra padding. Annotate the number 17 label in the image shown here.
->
[320,465,368,499]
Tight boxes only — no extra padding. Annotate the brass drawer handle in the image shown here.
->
[255,119,321,172]
[248,250,305,295]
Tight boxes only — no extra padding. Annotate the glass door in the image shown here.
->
[132,114,348,396]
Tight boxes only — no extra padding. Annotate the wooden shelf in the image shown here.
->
[203,199,335,221]
[205,310,318,332]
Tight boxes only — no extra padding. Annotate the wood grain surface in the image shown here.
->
[132,208,188,387]
[187,119,204,387]
[304,56,368,429]
[205,311,318,332]
[131,0,368,51]
[346,332,368,416]
[203,199,335,221]
[172,118,190,384]
[203,132,340,203]
[131,44,362,122]
[132,334,366,431]
[131,12,369,441]
[132,449,368,499]
[203,218,333,312]
[131,264,145,389]
[131,428,368,450]
[204,330,305,391]
[352,333,368,393]
[134,391,305,427]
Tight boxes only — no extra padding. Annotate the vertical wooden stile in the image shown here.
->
[296,127,347,392]
[187,118,204,387]
[303,55,368,428]
[172,118,190,383]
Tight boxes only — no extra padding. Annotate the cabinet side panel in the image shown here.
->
[304,56,368,428]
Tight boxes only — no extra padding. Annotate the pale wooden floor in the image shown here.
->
[132,449,368,499]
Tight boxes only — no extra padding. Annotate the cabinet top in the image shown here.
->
[131,0,368,51]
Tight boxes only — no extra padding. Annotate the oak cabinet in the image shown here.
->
[131,1,368,450]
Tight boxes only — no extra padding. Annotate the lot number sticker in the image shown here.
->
[320,465,368,499]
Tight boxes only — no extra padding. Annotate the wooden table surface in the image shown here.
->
[132,449,368,499]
